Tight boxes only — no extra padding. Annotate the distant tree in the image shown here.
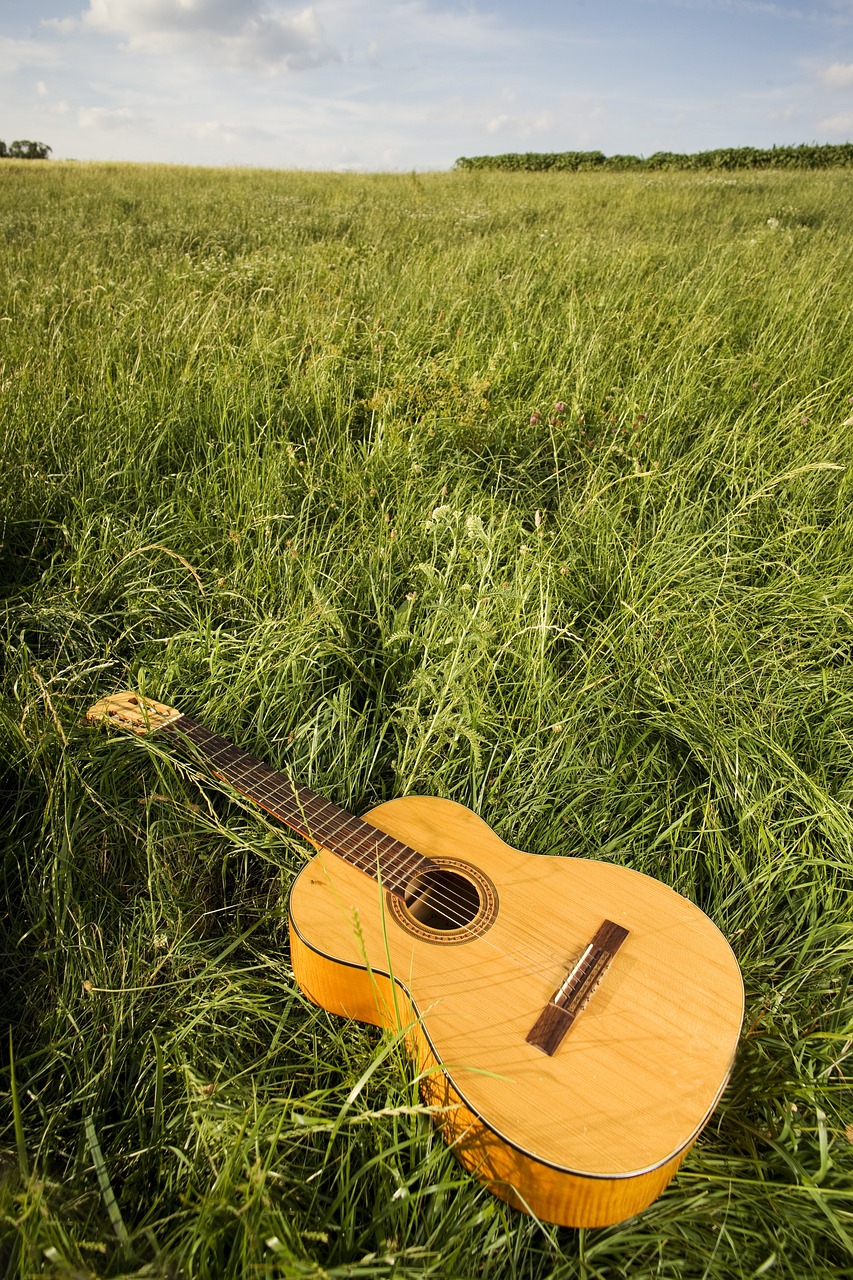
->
[7,140,52,160]
[0,141,6,157]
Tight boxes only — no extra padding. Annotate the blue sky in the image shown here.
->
[2,0,853,169]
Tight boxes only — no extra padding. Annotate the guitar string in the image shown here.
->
[170,731,654,1039]
[154,717,628,996]
[171,723,446,902]
[177,722,607,981]
[191,729,539,932]
[167,718,605,984]
[177,722,435,889]
[288,785,603,990]
[130,724,711,1035]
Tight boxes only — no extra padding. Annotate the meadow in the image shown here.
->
[1,160,852,1278]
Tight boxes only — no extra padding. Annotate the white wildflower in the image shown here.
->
[425,504,453,530]
[465,513,487,540]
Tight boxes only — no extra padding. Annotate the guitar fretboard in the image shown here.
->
[161,715,431,897]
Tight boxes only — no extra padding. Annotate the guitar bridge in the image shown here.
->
[526,919,629,1056]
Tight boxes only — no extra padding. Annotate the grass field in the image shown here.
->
[1,160,853,1278]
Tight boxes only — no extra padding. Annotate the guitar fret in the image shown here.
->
[378,834,421,873]
[255,778,301,813]
[255,775,299,806]
[161,715,431,895]
[321,807,359,836]
[232,758,272,784]
[331,817,381,856]
[327,821,418,887]
[259,776,328,819]
[376,834,428,877]
[266,789,335,834]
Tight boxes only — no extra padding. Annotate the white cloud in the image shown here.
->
[37,79,49,96]
[194,119,227,139]
[375,0,507,52]
[78,104,151,129]
[764,102,797,120]
[198,118,282,148]
[60,0,338,72]
[819,110,853,132]
[485,109,556,140]
[658,1,810,16]
[820,61,853,87]
[0,36,60,72]
[191,119,262,145]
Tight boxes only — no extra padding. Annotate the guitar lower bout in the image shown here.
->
[289,914,688,1227]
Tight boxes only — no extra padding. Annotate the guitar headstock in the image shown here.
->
[87,691,181,736]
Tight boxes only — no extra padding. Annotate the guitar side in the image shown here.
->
[289,795,743,1228]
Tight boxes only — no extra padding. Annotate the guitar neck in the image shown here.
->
[161,715,428,897]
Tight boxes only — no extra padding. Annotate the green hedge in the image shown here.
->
[455,143,853,172]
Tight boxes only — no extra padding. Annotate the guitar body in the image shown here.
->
[289,795,744,1228]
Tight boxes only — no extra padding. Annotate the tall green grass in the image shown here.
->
[1,161,852,1277]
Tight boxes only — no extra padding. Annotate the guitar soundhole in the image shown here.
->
[405,869,480,930]
[388,857,498,945]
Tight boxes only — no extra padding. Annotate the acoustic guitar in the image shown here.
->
[87,691,744,1228]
